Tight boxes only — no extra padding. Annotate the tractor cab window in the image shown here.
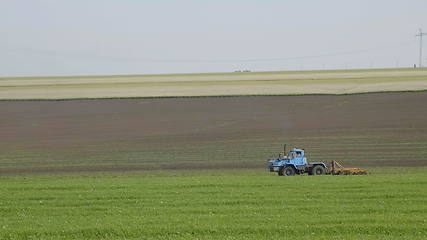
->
[288,151,302,159]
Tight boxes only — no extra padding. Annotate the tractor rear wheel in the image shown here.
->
[283,166,296,176]
[311,165,326,175]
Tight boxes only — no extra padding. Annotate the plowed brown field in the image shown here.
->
[1,92,427,174]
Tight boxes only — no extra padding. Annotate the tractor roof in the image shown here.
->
[291,148,304,153]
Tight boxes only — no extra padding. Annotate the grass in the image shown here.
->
[1,68,427,100]
[0,169,426,240]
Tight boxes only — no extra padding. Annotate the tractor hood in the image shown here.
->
[270,159,290,166]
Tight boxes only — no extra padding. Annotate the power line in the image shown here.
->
[415,28,427,67]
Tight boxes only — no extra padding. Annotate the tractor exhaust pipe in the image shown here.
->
[283,144,286,155]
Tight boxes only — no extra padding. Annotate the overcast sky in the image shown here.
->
[1,0,427,77]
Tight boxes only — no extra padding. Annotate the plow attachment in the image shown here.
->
[330,161,367,175]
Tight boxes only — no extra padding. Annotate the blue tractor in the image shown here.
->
[267,145,328,176]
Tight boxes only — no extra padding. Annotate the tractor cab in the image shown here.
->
[269,148,308,168]
[284,149,308,165]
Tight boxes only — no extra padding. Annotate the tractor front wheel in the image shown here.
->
[311,165,326,175]
[282,166,296,176]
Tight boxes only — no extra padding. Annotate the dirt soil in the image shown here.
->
[1,92,427,174]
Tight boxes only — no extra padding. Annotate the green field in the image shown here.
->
[1,69,427,239]
[1,169,426,240]
[1,68,427,100]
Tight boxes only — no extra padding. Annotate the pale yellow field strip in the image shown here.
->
[1,69,426,99]
[1,69,427,86]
